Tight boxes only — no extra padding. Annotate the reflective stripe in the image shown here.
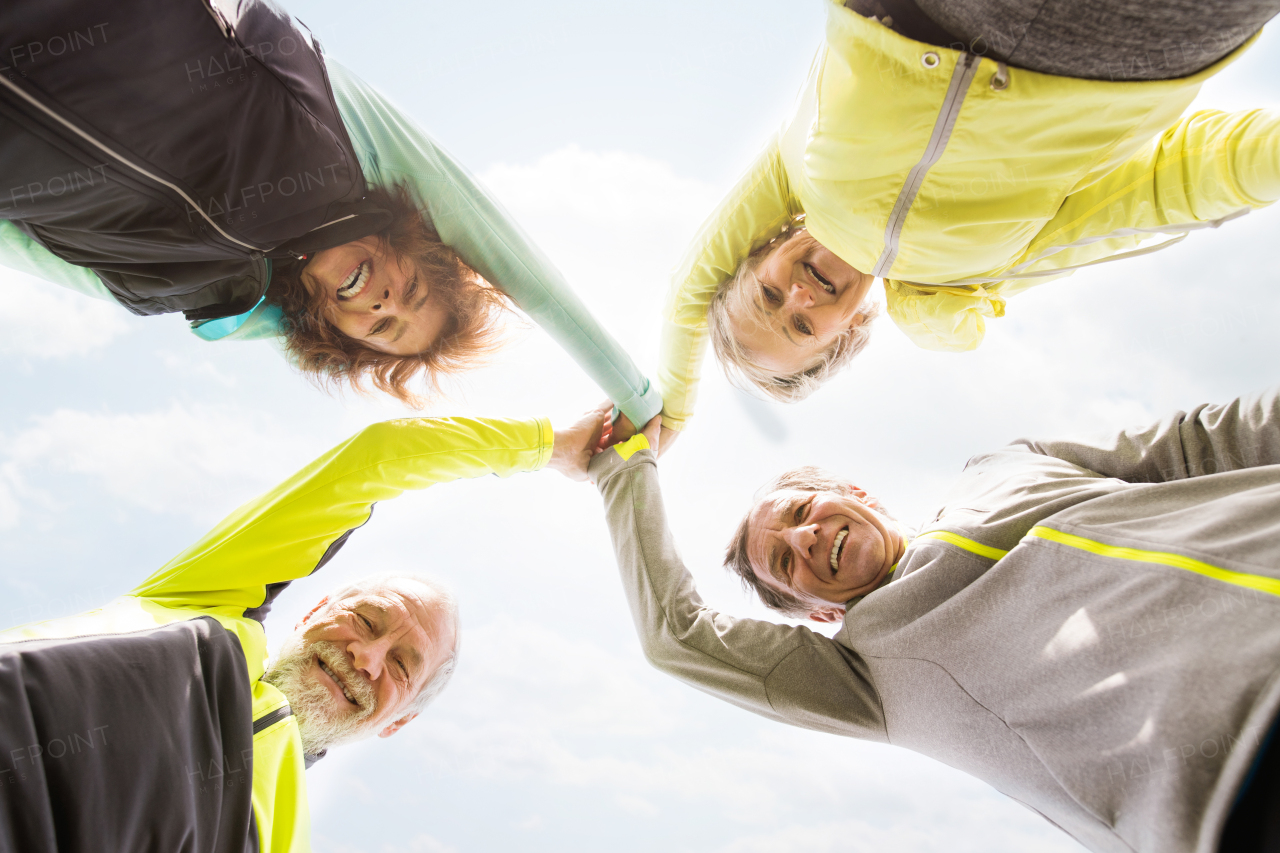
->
[0,73,264,252]
[1028,526,1280,598]
[913,530,1008,560]
[872,53,979,278]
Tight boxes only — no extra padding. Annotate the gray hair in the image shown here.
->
[323,572,460,716]
[724,466,882,618]
[708,235,880,404]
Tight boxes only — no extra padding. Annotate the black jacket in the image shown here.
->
[0,0,386,320]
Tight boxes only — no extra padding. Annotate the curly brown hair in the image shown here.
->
[267,183,510,406]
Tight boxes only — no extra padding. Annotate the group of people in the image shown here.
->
[2,0,1280,851]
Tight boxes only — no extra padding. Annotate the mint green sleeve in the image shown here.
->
[0,220,116,301]
[325,60,662,426]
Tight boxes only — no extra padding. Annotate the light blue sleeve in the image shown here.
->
[324,60,662,426]
[0,220,117,301]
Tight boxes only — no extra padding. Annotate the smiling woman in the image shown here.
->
[268,183,508,403]
[0,0,662,425]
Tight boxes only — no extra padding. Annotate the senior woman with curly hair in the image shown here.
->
[0,0,660,423]
[650,0,1280,450]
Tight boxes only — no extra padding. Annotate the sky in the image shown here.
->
[3,2,1280,852]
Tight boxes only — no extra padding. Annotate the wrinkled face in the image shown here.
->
[746,486,903,608]
[301,236,450,355]
[262,581,455,755]
[729,231,876,374]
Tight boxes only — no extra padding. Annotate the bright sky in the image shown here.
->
[3,3,1280,852]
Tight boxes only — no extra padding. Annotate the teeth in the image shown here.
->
[830,529,847,572]
[319,659,356,704]
[337,261,370,299]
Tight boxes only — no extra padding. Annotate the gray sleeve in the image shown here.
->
[590,447,887,740]
[1018,387,1280,483]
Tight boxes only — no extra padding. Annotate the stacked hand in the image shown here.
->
[547,403,664,481]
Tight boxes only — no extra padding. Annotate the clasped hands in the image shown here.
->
[545,402,665,482]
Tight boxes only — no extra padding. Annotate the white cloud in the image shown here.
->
[0,403,314,527]
[0,271,132,357]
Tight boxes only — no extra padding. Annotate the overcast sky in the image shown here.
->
[3,3,1280,852]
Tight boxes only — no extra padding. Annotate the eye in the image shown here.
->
[396,657,408,678]
[404,275,418,301]
[369,318,392,336]
[761,285,783,306]
[780,551,792,577]
[794,316,814,336]
[793,498,811,523]
[357,613,373,631]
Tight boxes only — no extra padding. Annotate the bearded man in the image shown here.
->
[0,405,609,853]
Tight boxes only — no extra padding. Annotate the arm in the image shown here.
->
[0,221,116,301]
[325,61,660,427]
[885,109,1280,352]
[132,416,552,611]
[1023,108,1280,275]
[588,436,885,737]
[1019,387,1280,483]
[658,143,798,432]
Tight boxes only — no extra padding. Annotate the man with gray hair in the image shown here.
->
[0,405,610,853]
[592,391,1280,853]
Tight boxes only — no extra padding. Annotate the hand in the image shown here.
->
[547,402,613,481]
[656,425,679,457]
[639,415,662,454]
[607,412,637,448]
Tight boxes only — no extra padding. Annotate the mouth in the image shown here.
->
[829,528,848,574]
[336,260,371,301]
[317,655,359,707]
[804,262,837,296]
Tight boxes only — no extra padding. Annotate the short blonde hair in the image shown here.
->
[708,233,879,404]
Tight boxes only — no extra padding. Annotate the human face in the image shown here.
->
[301,236,449,355]
[730,231,875,374]
[267,581,456,750]
[747,486,904,616]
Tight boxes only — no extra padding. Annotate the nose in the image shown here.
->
[348,636,390,681]
[787,280,814,309]
[781,523,818,562]
[370,287,394,312]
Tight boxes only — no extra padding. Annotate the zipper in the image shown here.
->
[0,74,265,254]
[872,52,979,278]
[252,704,294,736]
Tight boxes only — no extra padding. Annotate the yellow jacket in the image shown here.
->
[0,416,551,852]
[659,0,1279,431]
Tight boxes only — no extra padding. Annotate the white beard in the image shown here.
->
[262,633,378,756]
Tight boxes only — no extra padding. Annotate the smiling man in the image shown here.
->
[0,405,609,853]
[593,391,1280,853]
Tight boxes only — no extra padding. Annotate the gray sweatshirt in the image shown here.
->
[590,389,1280,853]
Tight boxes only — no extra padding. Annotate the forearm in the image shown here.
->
[589,441,877,730]
[134,416,551,606]
[660,143,797,429]
[1021,388,1280,482]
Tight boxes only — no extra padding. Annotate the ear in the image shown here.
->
[807,606,846,624]
[377,712,418,738]
[295,595,330,631]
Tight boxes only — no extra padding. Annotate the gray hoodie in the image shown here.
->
[589,389,1280,853]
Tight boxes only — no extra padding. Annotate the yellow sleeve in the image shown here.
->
[658,143,798,431]
[131,416,552,610]
[1023,108,1280,272]
[888,109,1279,352]
[882,280,1006,352]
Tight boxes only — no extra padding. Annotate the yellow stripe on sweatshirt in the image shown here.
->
[1028,526,1280,598]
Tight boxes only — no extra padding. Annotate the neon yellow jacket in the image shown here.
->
[659,0,1280,431]
[0,416,551,852]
